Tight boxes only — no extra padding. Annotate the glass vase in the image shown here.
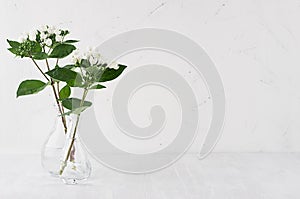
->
[59,124,92,185]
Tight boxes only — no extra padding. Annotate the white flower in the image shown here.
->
[39,25,48,32]
[55,35,63,42]
[18,36,27,42]
[89,56,98,66]
[54,29,61,36]
[28,30,37,41]
[71,56,82,64]
[84,47,103,65]
[94,52,101,59]
[45,38,52,46]
[108,62,119,69]
[71,50,82,64]
[40,32,47,41]
[47,25,56,34]
[84,47,93,57]
[18,32,28,42]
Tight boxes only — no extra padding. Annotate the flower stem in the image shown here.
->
[51,81,68,133]
[30,57,68,134]
[45,58,68,134]
[59,88,89,175]
[30,58,49,81]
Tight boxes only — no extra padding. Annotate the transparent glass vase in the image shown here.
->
[41,112,72,177]
[59,125,92,185]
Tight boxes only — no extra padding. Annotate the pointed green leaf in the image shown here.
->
[46,67,80,82]
[59,85,71,100]
[89,84,106,90]
[61,98,92,110]
[97,64,127,82]
[67,78,85,87]
[8,47,19,55]
[62,64,76,69]
[64,40,79,44]
[17,80,48,97]
[60,105,90,116]
[7,39,21,48]
[32,52,48,60]
[49,43,76,58]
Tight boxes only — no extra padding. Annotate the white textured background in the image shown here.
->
[1,0,300,154]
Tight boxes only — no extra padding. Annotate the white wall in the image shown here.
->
[1,0,300,154]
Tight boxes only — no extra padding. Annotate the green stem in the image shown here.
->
[59,88,89,175]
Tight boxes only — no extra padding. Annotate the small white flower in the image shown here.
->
[71,56,82,64]
[55,35,63,42]
[94,53,101,59]
[84,47,103,65]
[54,29,61,36]
[40,32,47,41]
[84,51,92,58]
[39,25,48,32]
[47,25,56,34]
[89,56,98,66]
[18,32,28,42]
[71,50,82,64]
[45,38,52,46]
[108,62,119,69]
[28,30,37,41]
[71,57,78,64]
[18,36,27,42]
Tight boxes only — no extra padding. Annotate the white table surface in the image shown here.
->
[0,153,299,199]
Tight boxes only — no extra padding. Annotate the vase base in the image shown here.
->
[61,178,78,185]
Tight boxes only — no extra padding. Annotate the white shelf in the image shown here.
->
[0,153,299,199]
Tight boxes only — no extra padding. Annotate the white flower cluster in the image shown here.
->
[70,49,82,64]
[18,25,64,47]
[71,47,103,66]
[71,47,119,69]
[85,47,105,66]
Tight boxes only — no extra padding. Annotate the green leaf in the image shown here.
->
[62,64,76,69]
[60,106,90,116]
[59,85,71,100]
[61,98,92,110]
[31,42,42,54]
[7,39,20,48]
[97,64,127,82]
[17,80,48,97]
[89,84,106,90]
[67,78,85,87]
[46,67,79,82]
[51,41,61,49]
[64,40,79,43]
[49,43,76,58]
[8,48,19,55]
[32,52,48,60]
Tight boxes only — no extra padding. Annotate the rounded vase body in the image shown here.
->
[59,129,91,185]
